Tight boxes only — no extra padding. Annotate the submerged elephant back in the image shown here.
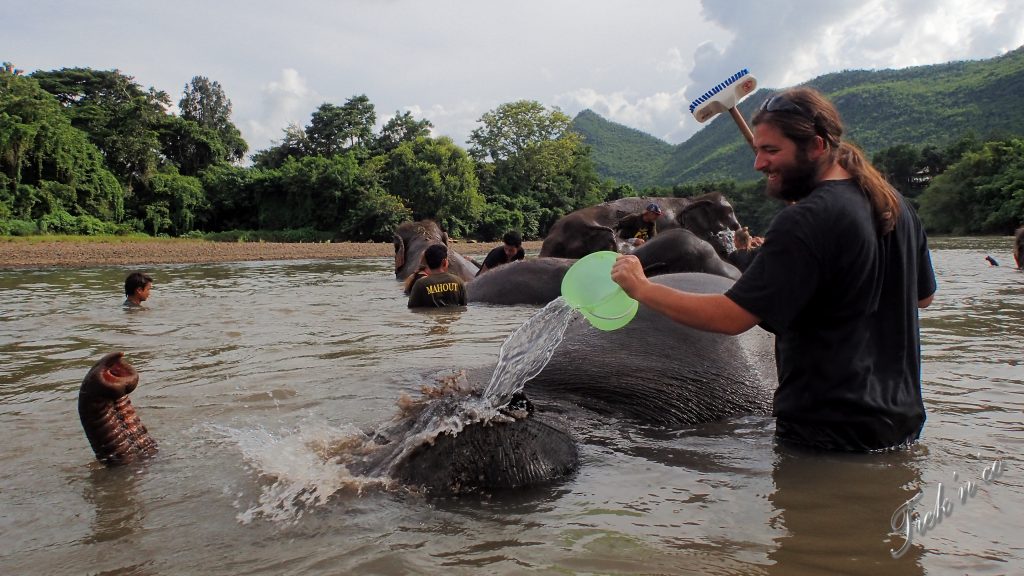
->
[389,414,578,493]
[527,272,776,427]
[467,258,575,305]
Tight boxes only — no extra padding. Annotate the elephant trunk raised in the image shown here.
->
[78,352,158,466]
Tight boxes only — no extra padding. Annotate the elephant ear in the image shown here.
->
[394,234,406,271]
[679,199,713,227]
[440,230,450,246]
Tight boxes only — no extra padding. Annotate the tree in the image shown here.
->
[140,171,205,235]
[253,154,365,232]
[251,123,309,169]
[31,67,170,193]
[873,144,922,197]
[1,67,124,226]
[305,95,376,157]
[918,138,1024,234]
[383,136,483,236]
[467,100,602,233]
[179,76,231,129]
[178,76,248,162]
[375,110,433,154]
[157,115,228,176]
[199,164,260,231]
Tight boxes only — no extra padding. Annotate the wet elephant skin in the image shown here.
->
[525,272,777,427]
[467,258,576,305]
[77,353,577,495]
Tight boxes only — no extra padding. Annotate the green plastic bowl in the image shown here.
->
[561,251,638,331]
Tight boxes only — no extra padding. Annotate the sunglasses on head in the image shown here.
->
[759,94,810,118]
[759,93,836,144]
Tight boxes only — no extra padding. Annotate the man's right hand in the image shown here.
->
[611,254,649,299]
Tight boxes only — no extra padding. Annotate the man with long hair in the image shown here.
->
[612,87,937,452]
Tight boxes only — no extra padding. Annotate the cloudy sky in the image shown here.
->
[6,0,1023,156]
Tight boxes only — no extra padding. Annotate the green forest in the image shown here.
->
[3,46,1024,242]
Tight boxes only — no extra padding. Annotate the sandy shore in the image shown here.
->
[0,239,545,269]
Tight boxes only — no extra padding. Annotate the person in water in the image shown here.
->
[476,230,525,276]
[615,203,662,247]
[123,272,153,308]
[407,244,468,308]
[403,264,429,295]
[727,226,760,272]
[611,87,937,452]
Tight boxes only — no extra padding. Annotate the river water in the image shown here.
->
[0,237,1020,575]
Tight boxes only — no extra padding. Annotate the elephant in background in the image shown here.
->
[1015,226,1023,269]
[393,220,478,282]
[468,230,739,305]
[539,192,742,260]
[636,229,741,280]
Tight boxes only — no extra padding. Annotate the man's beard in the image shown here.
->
[765,148,819,203]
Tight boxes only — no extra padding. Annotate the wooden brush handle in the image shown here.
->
[729,107,755,151]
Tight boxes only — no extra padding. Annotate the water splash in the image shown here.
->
[209,422,389,524]
[214,299,578,520]
[483,297,575,407]
[363,298,576,478]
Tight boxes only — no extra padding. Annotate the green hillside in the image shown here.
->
[574,46,1024,187]
[571,109,675,189]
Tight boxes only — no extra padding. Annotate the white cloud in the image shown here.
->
[5,0,1022,153]
[243,69,322,150]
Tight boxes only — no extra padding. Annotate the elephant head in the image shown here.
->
[1015,226,1023,269]
[635,229,741,280]
[393,220,478,282]
[538,215,616,259]
[675,192,742,259]
[539,194,743,260]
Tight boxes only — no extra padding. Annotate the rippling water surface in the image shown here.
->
[1,237,1021,575]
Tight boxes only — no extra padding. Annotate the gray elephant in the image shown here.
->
[399,272,776,489]
[1015,226,1023,269]
[467,258,576,305]
[539,192,742,259]
[393,220,478,282]
[79,274,774,495]
[523,272,776,426]
[469,230,739,305]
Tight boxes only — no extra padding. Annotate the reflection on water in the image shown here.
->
[1,239,1022,575]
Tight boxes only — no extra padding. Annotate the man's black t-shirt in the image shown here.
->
[725,180,936,451]
[477,245,525,276]
[407,272,467,308]
[727,247,759,272]
[615,214,657,242]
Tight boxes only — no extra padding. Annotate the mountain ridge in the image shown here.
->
[571,45,1024,187]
